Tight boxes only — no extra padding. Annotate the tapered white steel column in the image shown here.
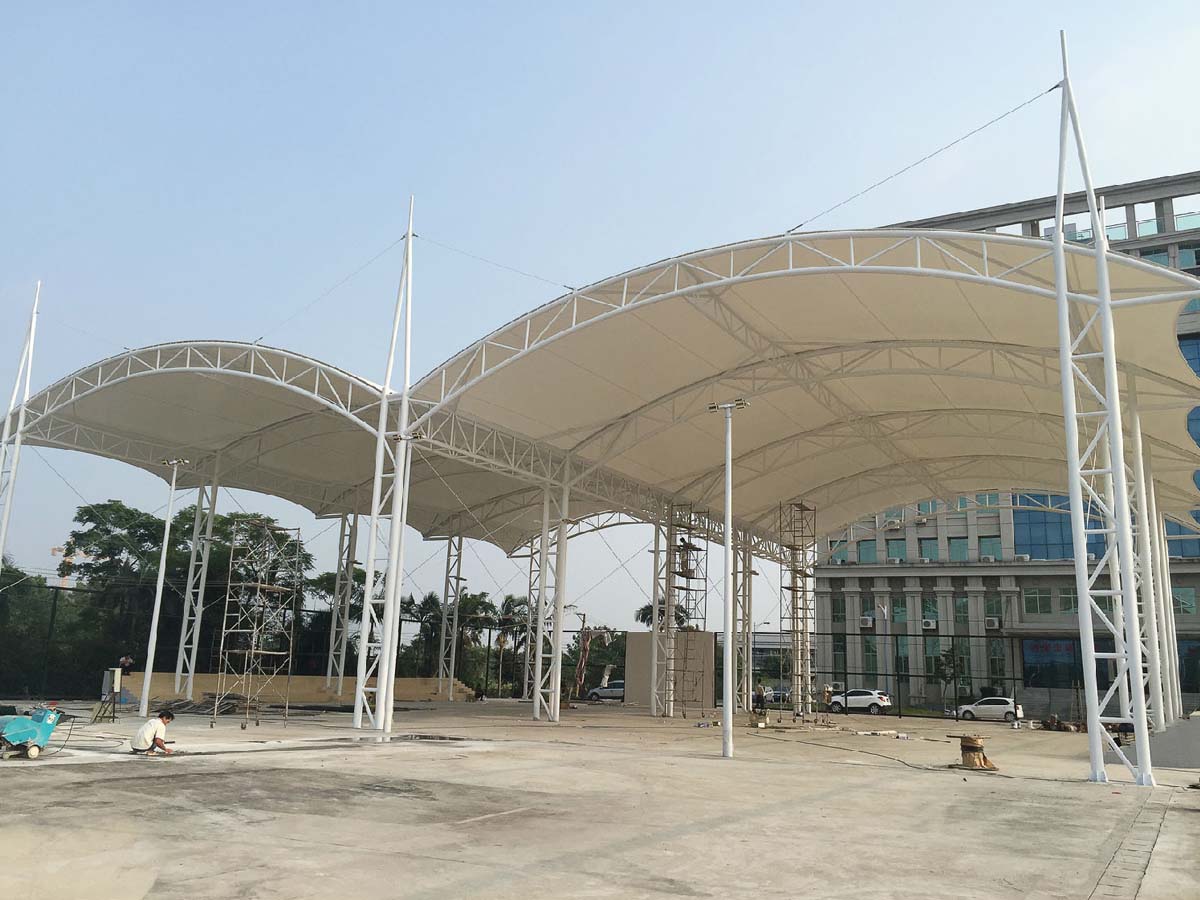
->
[0,283,39,570]
[139,460,183,718]
[381,197,417,733]
[649,523,661,715]
[721,407,734,759]
[1127,389,1165,732]
[1144,474,1176,727]
[352,199,413,729]
[1157,515,1183,718]
[549,477,571,722]
[1050,67,1106,782]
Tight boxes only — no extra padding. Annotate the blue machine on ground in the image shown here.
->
[0,707,63,760]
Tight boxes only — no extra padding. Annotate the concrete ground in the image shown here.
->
[1,700,1197,899]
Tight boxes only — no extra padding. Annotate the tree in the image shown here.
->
[634,601,690,629]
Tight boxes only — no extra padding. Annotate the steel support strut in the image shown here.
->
[531,486,559,720]
[0,283,39,571]
[1053,32,1153,785]
[324,513,358,695]
[651,513,676,717]
[438,533,464,699]
[733,535,753,712]
[176,463,221,699]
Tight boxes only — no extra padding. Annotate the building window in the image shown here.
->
[917,500,937,515]
[979,536,1002,559]
[857,540,878,564]
[886,538,906,561]
[954,596,969,625]
[976,493,1000,507]
[829,542,847,563]
[863,635,878,689]
[919,537,939,561]
[1166,518,1200,559]
[1181,337,1200,379]
[1173,587,1197,616]
[988,638,1006,680]
[831,596,846,624]
[832,633,847,675]
[884,507,903,522]
[895,636,910,683]
[924,636,941,679]
[1179,243,1200,271]
[922,597,939,622]
[956,496,971,511]
[1059,587,1078,614]
[1140,247,1169,266]
[948,537,968,562]
[953,637,971,687]
[985,595,1003,619]
[1023,588,1052,615]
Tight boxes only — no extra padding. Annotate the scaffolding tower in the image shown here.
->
[668,503,708,717]
[211,518,302,729]
[780,501,816,718]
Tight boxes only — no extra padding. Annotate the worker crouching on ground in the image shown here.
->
[131,710,175,755]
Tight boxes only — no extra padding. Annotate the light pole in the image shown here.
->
[139,458,188,718]
[709,398,747,759]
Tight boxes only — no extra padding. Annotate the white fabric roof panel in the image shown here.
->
[12,231,1200,554]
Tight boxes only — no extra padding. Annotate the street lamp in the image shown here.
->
[708,398,748,759]
[139,458,188,718]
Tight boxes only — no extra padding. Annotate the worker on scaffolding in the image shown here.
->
[130,710,175,755]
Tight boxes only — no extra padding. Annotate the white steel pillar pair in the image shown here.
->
[437,533,464,699]
[1052,33,1153,785]
[352,197,416,732]
[531,474,571,722]
[139,459,186,718]
[324,513,358,695]
[1142,453,1180,727]
[175,460,221,700]
[0,283,39,572]
[1155,514,1184,720]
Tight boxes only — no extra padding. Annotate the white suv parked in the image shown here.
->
[829,689,892,715]
[956,697,1023,722]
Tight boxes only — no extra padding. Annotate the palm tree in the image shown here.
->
[635,601,690,629]
[496,594,530,696]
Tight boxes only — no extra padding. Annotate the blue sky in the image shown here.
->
[4,4,1199,628]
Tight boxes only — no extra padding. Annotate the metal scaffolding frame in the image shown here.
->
[211,519,301,728]
[733,534,753,712]
[175,468,220,700]
[779,501,816,717]
[324,513,358,695]
[668,503,708,718]
[437,532,464,699]
[0,284,38,572]
[649,516,673,716]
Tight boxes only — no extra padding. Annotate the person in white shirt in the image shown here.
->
[131,711,175,754]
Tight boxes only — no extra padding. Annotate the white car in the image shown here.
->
[587,680,625,701]
[829,689,892,715]
[957,697,1023,722]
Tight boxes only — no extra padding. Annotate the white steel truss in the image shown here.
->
[1052,34,1154,785]
[733,535,753,712]
[324,513,358,695]
[780,502,816,717]
[531,480,570,721]
[438,533,464,699]
[0,284,39,570]
[175,469,220,700]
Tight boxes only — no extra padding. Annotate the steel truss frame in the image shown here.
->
[650,515,675,717]
[733,535,753,712]
[667,503,708,717]
[437,533,465,699]
[175,466,220,700]
[324,513,358,695]
[211,519,301,728]
[0,285,38,571]
[780,502,816,717]
[1051,34,1179,786]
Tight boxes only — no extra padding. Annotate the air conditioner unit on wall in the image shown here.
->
[919,557,932,564]
[985,616,1001,630]
[1014,553,1031,562]
[833,558,847,565]
[980,555,996,563]
[830,681,845,692]
[859,615,875,628]
[887,557,903,565]
[922,618,938,630]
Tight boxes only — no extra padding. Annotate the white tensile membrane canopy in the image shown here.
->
[12,230,1200,554]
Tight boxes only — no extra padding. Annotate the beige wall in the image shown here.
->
[625,631,715,711]
[126,672,471,706]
